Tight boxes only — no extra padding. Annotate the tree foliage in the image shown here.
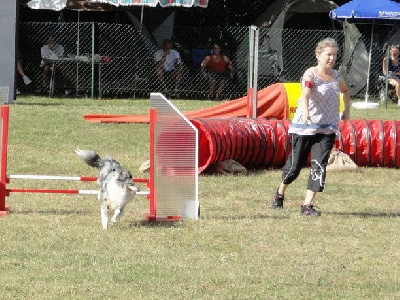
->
[174,0,351,27]
[175,0,272,27]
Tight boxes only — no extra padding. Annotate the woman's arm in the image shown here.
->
[224,56,235,78]
[339,76,350,120]
[200,56,210,70]
[200,56,210,77]
[382,57,389,75]
[300,69,314,124]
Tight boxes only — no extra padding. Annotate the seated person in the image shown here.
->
[39,36,70,94]
[382,44,400,104]
[201,42,234,100]
[154,39,183,94]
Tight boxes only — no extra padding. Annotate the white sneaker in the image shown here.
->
[16,89,20,95]
[23,76,32,85]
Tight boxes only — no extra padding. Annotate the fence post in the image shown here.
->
[247,26,259,118]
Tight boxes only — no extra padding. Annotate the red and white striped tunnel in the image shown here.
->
[189,118,400,174]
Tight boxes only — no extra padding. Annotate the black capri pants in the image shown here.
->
[281,133,336,192]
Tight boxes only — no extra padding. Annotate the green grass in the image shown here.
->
[0,95,399,299]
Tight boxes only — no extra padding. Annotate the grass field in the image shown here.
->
[0,95,399,299]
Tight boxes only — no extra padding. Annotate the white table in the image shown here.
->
[47,57,105,98]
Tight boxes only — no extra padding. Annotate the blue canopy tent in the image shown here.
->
[330,0,400,109]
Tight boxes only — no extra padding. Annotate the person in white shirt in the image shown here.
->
[41,36,64,63]
[39,36,70,95]
[154,39,183,94]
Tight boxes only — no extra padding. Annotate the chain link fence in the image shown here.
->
[17,22,387,101]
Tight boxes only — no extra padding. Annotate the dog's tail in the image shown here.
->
[75,148,103,169]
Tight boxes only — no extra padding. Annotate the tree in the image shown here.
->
[175,0,351,27]
[175,0,272,27]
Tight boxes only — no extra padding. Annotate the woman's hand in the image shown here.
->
[341,109,350,120]
[301,112,311,124]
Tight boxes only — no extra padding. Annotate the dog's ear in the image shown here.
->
[116,170,124,181]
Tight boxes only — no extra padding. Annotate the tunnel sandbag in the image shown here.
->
[192,118,400,174]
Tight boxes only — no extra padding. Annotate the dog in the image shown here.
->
[75,148,138,229]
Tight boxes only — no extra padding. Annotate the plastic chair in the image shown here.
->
[377,75,397,103]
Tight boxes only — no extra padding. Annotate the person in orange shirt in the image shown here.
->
[201,42,234,100]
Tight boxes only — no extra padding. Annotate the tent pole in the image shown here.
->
[77,11,80,56]
[76,11,80,97]
[91,22,95,99]
[365,21,374,102]
[384,44,390,108]
[140,5,144,29]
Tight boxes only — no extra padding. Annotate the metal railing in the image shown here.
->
[17,22,385,101]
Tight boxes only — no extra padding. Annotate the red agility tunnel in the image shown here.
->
[337,119,400,168]
[190,118,400,174]
[83,83,291,123]
[190,118,292,173]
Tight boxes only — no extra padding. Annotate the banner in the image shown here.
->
[119,0,158,6]
[159,0,194,7]
[194,0,208,8]
[159,0,208,7]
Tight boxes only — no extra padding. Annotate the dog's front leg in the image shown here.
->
[111,207,124,224]
[100,201,108,229]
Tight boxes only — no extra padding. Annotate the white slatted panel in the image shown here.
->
[150,93,199,219]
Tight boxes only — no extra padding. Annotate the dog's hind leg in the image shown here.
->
[101,201,109,229]
[111,207,125,224]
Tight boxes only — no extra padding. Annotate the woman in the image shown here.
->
[271,38,350,216]
[201,43,234,100]
[382,44,400,104]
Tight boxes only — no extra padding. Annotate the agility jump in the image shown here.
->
[0,105,152,217]
[0,93,200,221]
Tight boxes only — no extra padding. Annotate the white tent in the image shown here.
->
[27,0,209,10]
[27,0,68,10]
